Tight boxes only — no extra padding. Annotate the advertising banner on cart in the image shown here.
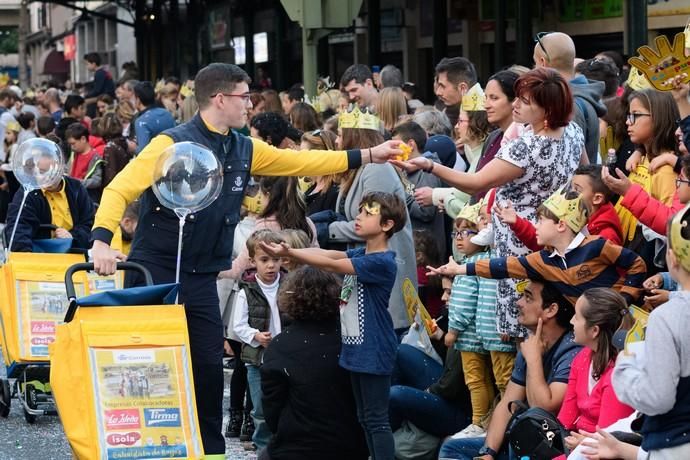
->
[90,346,199,460]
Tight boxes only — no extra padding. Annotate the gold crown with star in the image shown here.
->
[669,203,690,272]
[457,201,482,226]
[461,83,486,112]
[338,105,380,131]
[542,186,589,233]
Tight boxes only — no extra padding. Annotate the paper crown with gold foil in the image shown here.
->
[461,83,486,112]
[625,67,652,91]
[669,203,690,272]
[628,32,690,91]
[5,120,19,133]
[457,201,482,225]
[542,186,589,233]
[685,19,690,49]
[338,105,380,131]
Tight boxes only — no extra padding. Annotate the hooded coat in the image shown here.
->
[570,75,607,163]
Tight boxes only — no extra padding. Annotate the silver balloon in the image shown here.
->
[152,142,223,214]
[11,138,64,190]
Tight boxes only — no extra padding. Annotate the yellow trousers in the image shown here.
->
[460,351,495,425]
[489,350,516,397]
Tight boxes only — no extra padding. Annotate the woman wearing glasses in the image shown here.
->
[394,67,585,339]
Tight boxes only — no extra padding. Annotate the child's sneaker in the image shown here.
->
[450,423,486,439]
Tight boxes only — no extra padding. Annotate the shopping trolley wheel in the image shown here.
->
[0,379,10,417]
[23,384,37,424]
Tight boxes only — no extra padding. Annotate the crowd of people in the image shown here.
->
[1,29,690,460]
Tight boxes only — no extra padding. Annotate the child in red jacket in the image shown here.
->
[494,164,622,250]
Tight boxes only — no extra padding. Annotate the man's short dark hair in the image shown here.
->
[194,63,252,110]
[434,57,477,87]
[391,121,427,152]
[359,191,407,238]
[36,115,56,136]
[574,164,614,203]
[84,52,101,66]
[16,112,35,130]
[340,64,373,88]
[164,76,181,87]
[380,65,403,88]
[540,281,574,329]
[250,112,288,146]
[64,95,85,115]
[575,59,620,99]
[287,87,304,102]
[65,122,89,141]
[134,81,156,107]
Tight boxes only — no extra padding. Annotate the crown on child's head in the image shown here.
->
[542,186,589,233]
[461,83,486,112]
[457,201,482,226]
[670,203,690,272]
[338,105,380,131]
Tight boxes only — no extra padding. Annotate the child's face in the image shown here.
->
[354,204,391,238]
[4,130,16,143]
[454,219,480,255]
[677,170,690,204]
[535,214,560,246]
[67,136,90,154]
[250,247,282,284]
[571,174,599,209]
[71,103,85,120]
[570,296,596,348]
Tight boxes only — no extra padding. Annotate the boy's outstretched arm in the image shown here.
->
[260,242,355,275]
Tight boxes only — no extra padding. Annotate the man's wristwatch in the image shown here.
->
[477,445,497,458]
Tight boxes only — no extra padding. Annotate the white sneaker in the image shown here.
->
[450,423,486,439]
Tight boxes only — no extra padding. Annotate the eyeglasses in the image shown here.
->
[676,177,690,188]
[534,32,553,62]
[626,113,651,125]
[212,92,251,103]
[451,230,477,239]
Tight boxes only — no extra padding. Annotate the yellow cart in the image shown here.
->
[51,262,204,460]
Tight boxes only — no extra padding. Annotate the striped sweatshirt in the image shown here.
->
[477,253,516,353]
[448,252,487,354]
[466,236,646,305]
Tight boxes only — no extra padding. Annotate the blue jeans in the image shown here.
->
[389,385,470,438]
[391,343,443,389]
[350,372,394,460]
[246,364,271,449]
[438,436,510,460]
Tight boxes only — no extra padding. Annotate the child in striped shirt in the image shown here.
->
[444,202,494,439]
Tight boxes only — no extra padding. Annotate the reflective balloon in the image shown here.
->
[11,138,64,190]
[152,142,223,214]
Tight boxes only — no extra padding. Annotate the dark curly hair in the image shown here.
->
[278,267,341,321]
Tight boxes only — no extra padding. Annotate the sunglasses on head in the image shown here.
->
[534,31,554,62]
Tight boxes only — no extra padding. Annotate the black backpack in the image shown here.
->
[505,400,569,459]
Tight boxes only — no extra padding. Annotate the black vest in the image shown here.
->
[239,279,289,366]
[129,114,253,273]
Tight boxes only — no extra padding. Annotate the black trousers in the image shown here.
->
[125,260,225,455]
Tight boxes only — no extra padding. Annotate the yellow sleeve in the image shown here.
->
[651,165,677,207]
[92,135,174,239]
[250,138,352,176]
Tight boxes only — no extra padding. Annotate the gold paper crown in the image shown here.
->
[5,121,19,133]
[0,73,9,87]
[338,105,380,131]
[457,201,482,225]
[180,84,194,98]
[628,32,690,91]
[461,83,486,112]
[669,203,690,272]
[685,20,690,49]
[542,186,589,233]
[625,67,651,91]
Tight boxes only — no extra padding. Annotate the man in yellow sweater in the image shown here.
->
[90,63,401,457]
